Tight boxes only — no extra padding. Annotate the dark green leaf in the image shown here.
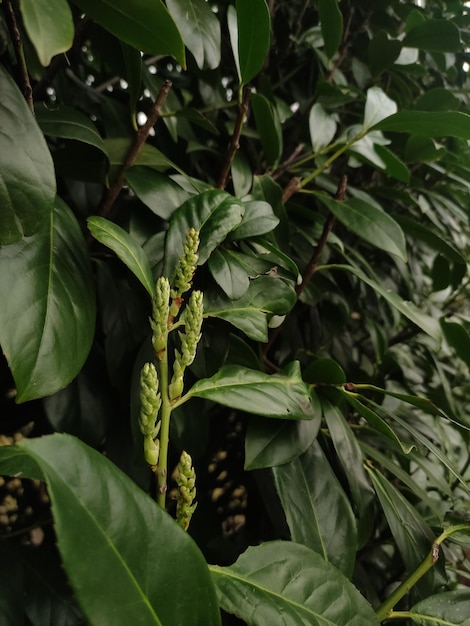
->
[0,198,95,402]
[210,541,379,625]
[35,105,107,154]
[404,136,445,163]
[164,190,245,278]
[0,65,54,243]
[309,103,337,152]
[20,0,73,66]
[251,93,283,166]
[204,275,296,341]
[273,440,357,577]
[121,43,143,124]
[245,394,321,469]
[236,0,270,84]
[304,358,346,384]
[186,361,315,420]
[104,138,185,181]
[231,151,253,197]
[375,111,470,139]
[395,215,465,264]
[70,0,185,67]
[315,194,407,261]
[208,248,250,299]
[167,0,221,70]
[87,216,154,296]
[0,540,23,626]
[229,201,279,240]
[410,590,470,625]
[414,87,461,111]
[0,435,221,626]
[318,0,343,59]
[368,31,401,75]
[126,168,191,221]
[374,145,410,183]
[441,320,470,369]
[403,19,461,52]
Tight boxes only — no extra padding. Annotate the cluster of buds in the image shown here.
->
[150,276,170,360]
[139,362,161,466]
[175,450,197,531]
[169,227,199,320]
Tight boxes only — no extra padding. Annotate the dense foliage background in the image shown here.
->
[1,0,470,624]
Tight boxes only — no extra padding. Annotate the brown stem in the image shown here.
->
[273,144,305,181]
[262,175,347,365]
[94,80,172,226]
[4,0,33,112]
[217,87,252,190]
[282,176,302,203]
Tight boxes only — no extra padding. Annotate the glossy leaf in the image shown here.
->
[0,65,55,244]
[315,193,407,261]
[104,139,184,179]
[273,440,357,577]
[210,541,379,626]
[0,435,221,626]
[70,0,185,67]
[229,201,279,240]
[167,0,221,70]
[318,0,343,59]
[20,0,73,66]
[186,361,315,420]
[251,93,283,166]
[35,105,107,154]
[403,19,461,52]
[236,0,270,84]
[245,394,321,469]
[309,103,337,152]
[208,248,250,300]
[87,216,154,297]
[164,190,245,278]
[362,86,397,131]
[204,275,296,341]
[375,111,470,139]
[441,320,470,369]
[126,168,191,221]
[395,215,465,264]
[410,590,470,625]
[0,198,95,402]
[368,31,401,75]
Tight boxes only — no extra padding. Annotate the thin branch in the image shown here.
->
[282,176,302,203]
[217,87,252,190]
[4,0,33,112]
[272,144,305,180]
[93,80,172,225]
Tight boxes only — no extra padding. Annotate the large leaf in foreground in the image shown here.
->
[186,361,315,420]
[0,435,221,626]
[235,0,270,84]
[0,65,55,244]
[0,199,95,402]
[375,111,470,139]
[210,541,379,626]
[272,441,357,577]
[409,590,470,625]
[20,0,74,66]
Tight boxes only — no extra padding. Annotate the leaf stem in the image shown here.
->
[217,87,252,189]
[4,0,33,113]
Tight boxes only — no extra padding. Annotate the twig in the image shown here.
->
[282,176,302,202]
[94,80,172,225]
[262,175,347,365]
[4,0,33,112]
[217,87,252,190]
[272,144,305,180]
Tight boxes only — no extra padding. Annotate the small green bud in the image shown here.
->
[151,277,170,357]
[180,290,203,367]
[170,229,200,305]
[139,363,161,438]
[168,355,184,400]
[144,435,159,466]
[175,450,197,531]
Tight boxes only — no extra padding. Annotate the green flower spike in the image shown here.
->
[180,290,203,367]
[144,435,160,467]
[170,228,200,319]
[139,362,161,438]
[151,277,170,359]
[175,450,197,531]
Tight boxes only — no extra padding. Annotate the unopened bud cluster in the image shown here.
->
[170,228,199,319]
[175,450,197,531]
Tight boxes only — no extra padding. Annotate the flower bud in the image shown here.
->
[168,355,184,400]
[144,435,159,467]
[175,450,197,531]
[139,362,161,438]
[151,277,170,357]
[180,290,203,367]
[170,229,200,304]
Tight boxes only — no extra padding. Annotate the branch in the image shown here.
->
[94,80,172,224]
[4,0,33,112]
[217,87,252,190]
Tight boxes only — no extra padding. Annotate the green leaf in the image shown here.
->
[375,111,470,139]
[121,43,143,125]
[404,136,445,163]
[251,93,283,166]
[208,249,250,300]
[273,440,357,577]
[70,0,185,67]
[318,0,343,59]
[231,151,253,198]
[210,541,380,626]
[0,541,23,626]
[126,168,191,221]
[166,0,221,70]
[315,193,407,262]
[0,434,221,626]
[403,19,461,52]
[245,393,321,469]
[410,590,470,625]
[164,190,245,278]
[395,215,465,264]
[0,65,55,244]
[20,0,73,66]
[87,216,154,297]
[204,275,296,341]
[368,31,402,75]
[104,138,185,181]
[441,320,470,369]
[362,86,397,131]
[325,265,442,341]
[187,361,315,420]
[309,103,337,152]
[0,198,95,403]
[229,201,279,240]
[35,105,107,155]
[236,0,270,84]
[374,145,410,183]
